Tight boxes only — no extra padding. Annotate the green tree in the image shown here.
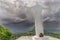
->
[0,25,12,40]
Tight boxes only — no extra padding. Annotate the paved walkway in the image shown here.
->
[16,36,60,40]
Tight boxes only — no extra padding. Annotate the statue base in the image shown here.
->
[32,36,49,40]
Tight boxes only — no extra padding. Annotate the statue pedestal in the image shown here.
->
[32,36,49,40]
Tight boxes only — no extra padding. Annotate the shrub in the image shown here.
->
[0,25,12,40]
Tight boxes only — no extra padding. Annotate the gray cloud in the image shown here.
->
[0,0,60,33]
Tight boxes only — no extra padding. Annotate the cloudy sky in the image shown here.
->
[0,0,60,33]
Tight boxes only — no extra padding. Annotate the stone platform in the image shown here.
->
[16,36,60,40]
